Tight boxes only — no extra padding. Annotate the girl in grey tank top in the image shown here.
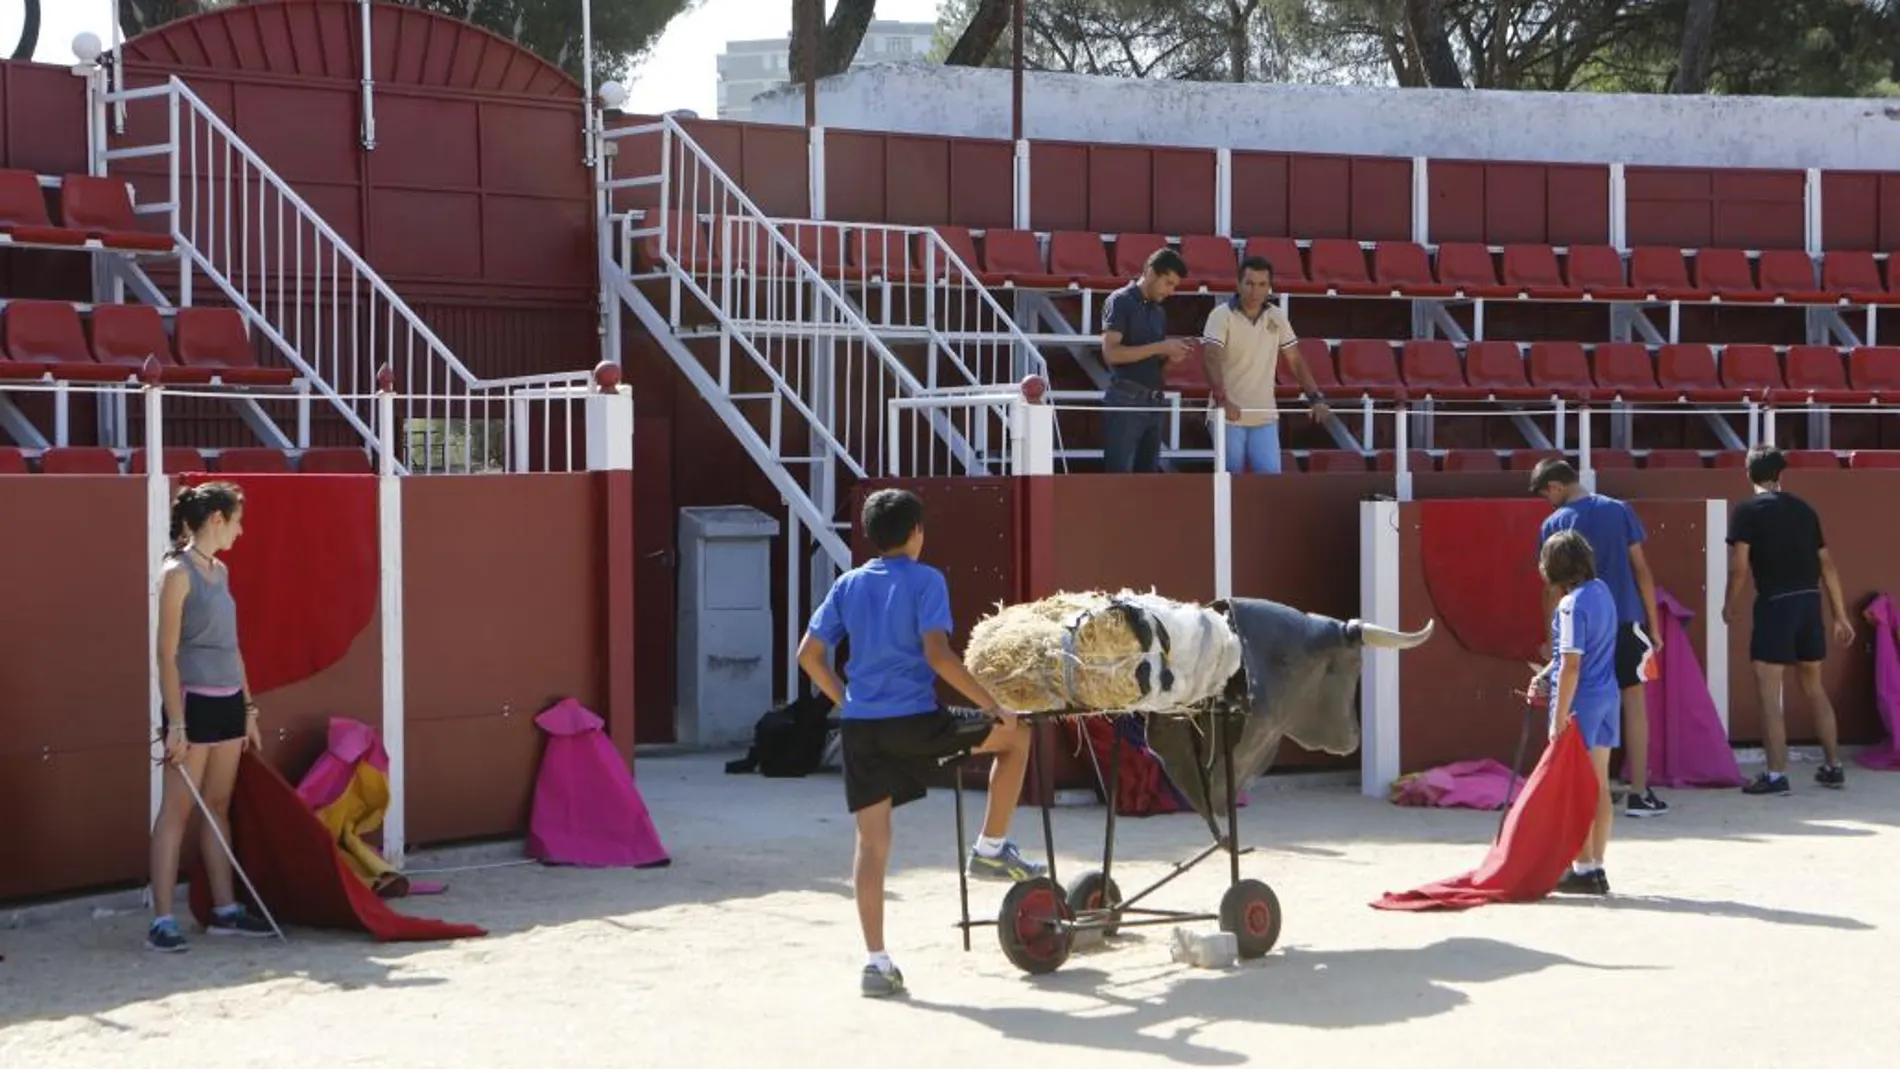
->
[148,481,274,951]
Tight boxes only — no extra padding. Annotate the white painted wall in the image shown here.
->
[751,64,1900,172]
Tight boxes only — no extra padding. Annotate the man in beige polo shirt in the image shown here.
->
[1200,256,1331,473]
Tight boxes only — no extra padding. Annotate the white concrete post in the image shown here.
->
[1805,168,1823,258]
[374,366,406,867]
[144,371,169,831]
[1212,406,1232,599]
[586,364,635,471]
[1704,498,1731,735]
[1609,163,1628,251]
[1013,140,1031,230]
[1412,156,1430,244]
[809,125,827,221]
[1359,499,1402,797]
[1215,148,1233,238]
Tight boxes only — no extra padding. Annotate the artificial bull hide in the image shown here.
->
[1144,598,1434,834]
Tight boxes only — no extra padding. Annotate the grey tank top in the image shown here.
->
[174,554,244,690]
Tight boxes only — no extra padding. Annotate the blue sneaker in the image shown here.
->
[861,964,907,998]
[146,917,188,953]
[208,903,274,938]
[966,841,1047,882]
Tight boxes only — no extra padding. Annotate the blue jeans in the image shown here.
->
[1222,421,1282,474]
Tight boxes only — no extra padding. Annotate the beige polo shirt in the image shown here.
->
[1201,300,1299,427]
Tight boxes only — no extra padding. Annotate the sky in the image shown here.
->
[4,0,942,119]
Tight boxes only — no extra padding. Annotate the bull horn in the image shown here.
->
[1360,618,1434,650]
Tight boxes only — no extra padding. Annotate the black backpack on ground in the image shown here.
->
[725,693,837,777]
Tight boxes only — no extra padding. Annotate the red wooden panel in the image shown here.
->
[1289,155,1351,239]
[1822,172,1880,252]
[1229,151,1288,238]
[1029,141,1088,232]
[233,84,360,186]
[1153,148,1216,237]
[1428,160,1485,244]
[677,119,741,211]
[371,95,481,190]
[1547,164,1609,245]
[946,138,1013,229]
[1626,166,1713,247]
[1485,163,1547,244]
[1712,169,1805,249]
[739,124,809,218]
[1350,157,1413,241]
[1881,176,1900,251]
[484,195,591,288]
[370,189,482,278]
[824,129,888,223]
[1088,144,1153,233]
[4,62,88,175]
[481,103,590,198]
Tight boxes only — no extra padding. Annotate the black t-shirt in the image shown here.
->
[1726,491,1825,596]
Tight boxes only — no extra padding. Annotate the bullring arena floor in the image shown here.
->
[3,752,1896,1068]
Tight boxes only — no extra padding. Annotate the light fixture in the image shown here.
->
[72,32,104,64]
[598,81,627,110]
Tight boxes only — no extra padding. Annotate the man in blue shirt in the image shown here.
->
[1529,459,1669,818]
[798,488,1044,999]
[1099,247,1193,473]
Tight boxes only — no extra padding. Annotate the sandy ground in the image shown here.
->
[3,751,1897,1069]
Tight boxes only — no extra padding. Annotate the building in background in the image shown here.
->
[716,20,934,121]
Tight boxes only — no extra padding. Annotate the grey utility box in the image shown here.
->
[675,505,782,747]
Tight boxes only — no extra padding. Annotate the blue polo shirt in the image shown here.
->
[1540,494,1647,625]
[1103,281,1168,390]
[807,555,952,720]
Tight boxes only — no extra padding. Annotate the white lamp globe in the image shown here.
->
[598,81,628,110]
[72,32,105,64]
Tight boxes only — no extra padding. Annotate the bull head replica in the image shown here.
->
[1144,597,1434,832]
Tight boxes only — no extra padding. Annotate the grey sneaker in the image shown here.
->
[966,841,1048,882]
[861,964,907,998]
[207,903,274,938]
[146,917,188,953]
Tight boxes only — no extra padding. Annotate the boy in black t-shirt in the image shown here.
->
[1723,446,1856,794]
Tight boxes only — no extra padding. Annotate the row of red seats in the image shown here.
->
[1165,338,1900,404]
[0,301,294,386]
[1277,449,1900,474]
[0,446,373,475]
[0,170,173,253]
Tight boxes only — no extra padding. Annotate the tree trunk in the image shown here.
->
[792,0,882,81]
[10,0,38,61]
[945,0,1013,68]
[1670,0,1720,93]
[1404,0,1465,88]
[1226,0,1259,83]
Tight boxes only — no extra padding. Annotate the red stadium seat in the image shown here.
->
[58,175,174,252]
[1441,448,1503,472]
[852,229,924,284]
[299,447,374,474]
[1401,340,1482,399]
[1336,340,1405,399]
[1711,451,1745,469]
[1275,338,1339,399]
[90,305,214,384]
[1593,343,1671,400]
[790,225,846,272]
[1180,235,1238,292]
[173,307,297,386]
[1585,449,1636,469]
[1502,244,1581,299]
[1718,344,1784,398]
[1849,346,1900,398]
[1693,249,1770,302]
[1508,451,1561,471]
[1240,237,1319,294]
[1822,251,1887,305]
[0,446,26,474]
[639,211,712,270]
[39,446,120,474]
[1464,342,1545,399]
[1374,242,1454,298]
[0,169,86,246]
[218,447,292,473]
[1110,233,1167,282]
[1307,239,1383,296]
[981,230,1065,288]
[1306,449,1368,473]
[1785,450,1841,469]
[5,300,124,381]
[1629,246,1712,302]
[924,226,992,284]
[1374,449,1436,472]
[1435,244,1515,299]
[1644,449,1706,469]
[129,447,207,474]
[1528,342,1596,400]
[1755,250,1833,305]
[1566,246,1643,300]
[1165,340,1211,397]
[1656,343,1742,401]
[1777,346,1866,404]
[1849,451,1900,469]
[1048,231,1119,290]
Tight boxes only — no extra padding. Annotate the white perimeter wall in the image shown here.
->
[750,64,1900,171]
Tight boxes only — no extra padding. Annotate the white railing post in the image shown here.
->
[585,362,635,471]
[1013,140,1031,230]
[887,398,902,477]
[374,365,406,866]
[1360,497,1403,797]
[143,365,169,833]
[1211,405,1232,600]
[1805,167,1823,258]
[809,126,826,221]
[1412,157,1430,244]
[1008,379,1055,475]
[1703,497,1731,735]
[1609,164,1628,251]
[1215,148,1232,239]
[1579,404,1597,494]
[359,0,378,150]
[1394,403,1413,502]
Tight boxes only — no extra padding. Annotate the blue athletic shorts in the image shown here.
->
[1558,697,1621,750]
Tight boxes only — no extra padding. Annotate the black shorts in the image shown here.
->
[1613,623,1650,690]
[1751,589,1826,666]
[163,691,249,745]
[842,709,994,814]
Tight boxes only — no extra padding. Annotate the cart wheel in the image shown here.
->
[1065,870,1123,937]
[1219,879,1282,959]
[998,877,1074,975]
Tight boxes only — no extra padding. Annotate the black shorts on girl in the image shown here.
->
[164,691,248,745]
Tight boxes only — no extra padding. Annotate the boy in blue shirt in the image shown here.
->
[1530,529,1622,896]
[797,488,1044,999]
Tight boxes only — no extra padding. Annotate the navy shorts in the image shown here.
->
[841,709,994,814]
[1752,589,1826,666]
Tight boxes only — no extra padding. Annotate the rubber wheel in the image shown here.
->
[1219,878,1282,959]
[1065,870,1123,937]
[998,877,1074,975]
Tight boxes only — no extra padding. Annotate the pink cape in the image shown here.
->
[1391,759,1519,810]
[1858,594,1900,770]
[1621,588,1746,789]
[292,717,445,895]
[527,699,671,868]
